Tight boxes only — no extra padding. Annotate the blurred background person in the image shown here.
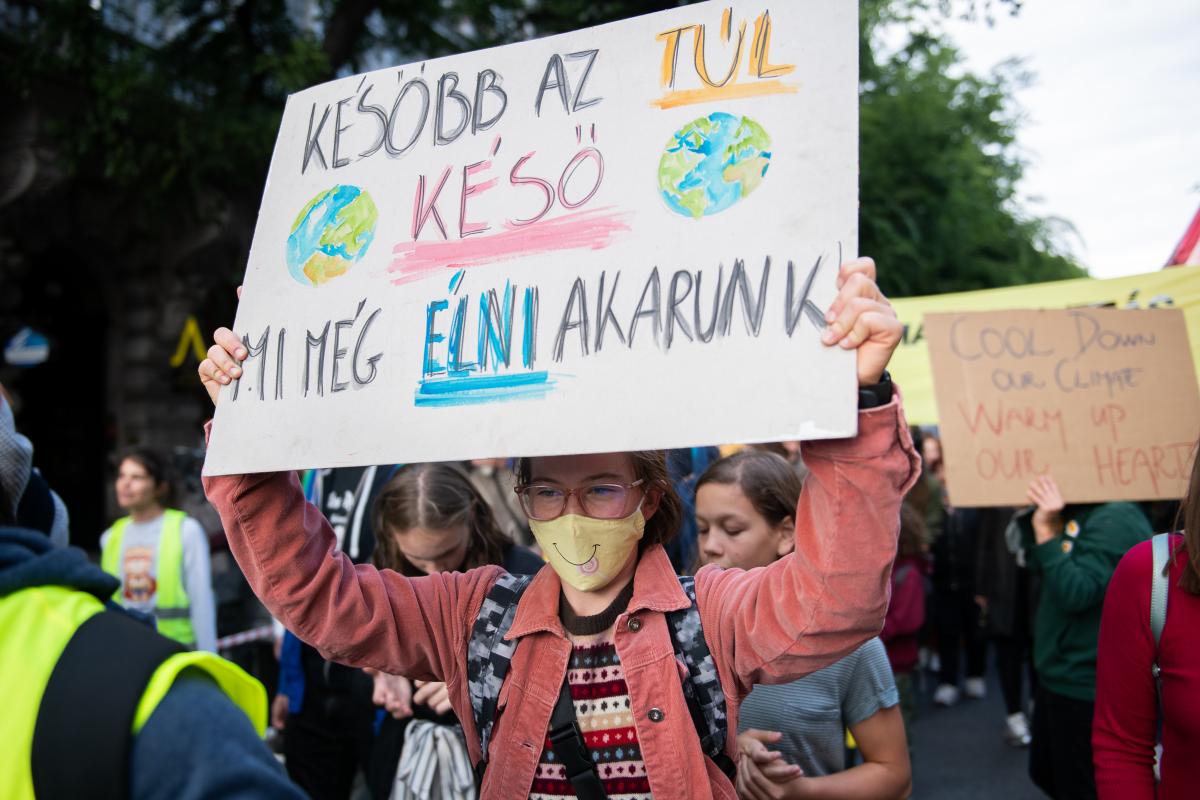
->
[100,446,217,652]
[921,432,945,483]
[274,464,396,800]
[695,450,911,800]
[465,457,533,548]
[907,429,946,548]
[929,481,987,708]
[666,445,721,574]
[1093,449,1200,799]
[881,504,929,747]
[973,506,1035,747]
[364,462,542,799]
[1021,475,1152,800]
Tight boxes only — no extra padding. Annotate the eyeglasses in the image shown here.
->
[514,480,645,521]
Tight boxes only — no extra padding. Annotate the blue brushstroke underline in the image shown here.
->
[415,371,556,407]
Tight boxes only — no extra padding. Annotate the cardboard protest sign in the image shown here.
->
[204,0,859,475]
[926,308,1200,507]
[889,265,1200,425]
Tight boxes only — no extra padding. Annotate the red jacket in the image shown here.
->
[881,554,927,673]
[1094,534,1200,800]
[202,398,918,799]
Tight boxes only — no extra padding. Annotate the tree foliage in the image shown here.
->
[859,0,1082,296]
[0,0,1081,295]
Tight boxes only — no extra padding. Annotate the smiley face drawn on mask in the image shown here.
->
[554,542,600,574]
[529,512,646,591]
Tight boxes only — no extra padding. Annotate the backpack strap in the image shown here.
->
[1150,533,1171,699]
[467,572,532,770]
[668,575,734,779]
[1150,533,1170,648]
[31,608,185,800]
[548,678,609,800]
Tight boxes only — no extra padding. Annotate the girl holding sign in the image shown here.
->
[197,258,919,799]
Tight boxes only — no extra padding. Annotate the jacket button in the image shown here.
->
[627,617,642,632]
[648,708,664,723]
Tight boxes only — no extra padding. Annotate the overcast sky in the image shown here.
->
[933,0,1200,279]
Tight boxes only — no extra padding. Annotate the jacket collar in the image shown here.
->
[505,544,690,641]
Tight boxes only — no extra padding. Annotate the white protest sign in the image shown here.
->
[203,0,859,475]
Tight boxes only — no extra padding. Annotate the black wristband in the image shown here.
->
[858,370,893,410]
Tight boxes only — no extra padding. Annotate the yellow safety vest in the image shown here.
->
[0,585,266,800]
[101,509,194,646]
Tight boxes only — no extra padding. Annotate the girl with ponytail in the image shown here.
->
[365,462,541,798]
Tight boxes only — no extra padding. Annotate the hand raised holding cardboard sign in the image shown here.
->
[821,257,903,386]
[201,0,866,474]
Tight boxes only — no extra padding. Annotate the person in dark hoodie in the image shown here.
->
[0,387,303,800]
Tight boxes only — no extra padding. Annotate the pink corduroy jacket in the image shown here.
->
[203,397,919,799]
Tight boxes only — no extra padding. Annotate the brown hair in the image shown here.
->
[695,450,801,528]
[1176,442,1200,595]
[515,452,683,551]
[898,503,927,558]
[119,447,175,507]
[372,463,509,576]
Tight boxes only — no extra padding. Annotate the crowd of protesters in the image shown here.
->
[2,258,1198,800]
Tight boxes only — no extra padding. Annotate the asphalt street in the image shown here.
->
[908,662,1041,799]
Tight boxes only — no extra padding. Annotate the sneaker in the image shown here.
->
[933,683,960,707]
[1004,712,1032,747]
[964,677,987,699]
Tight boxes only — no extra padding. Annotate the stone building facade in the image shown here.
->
[0,104,252,549]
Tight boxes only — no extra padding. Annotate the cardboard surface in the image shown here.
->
[204,0,860,475]
[926,308,1200,506]
[889,265,1200,425]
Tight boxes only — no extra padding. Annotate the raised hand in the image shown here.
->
[196,286,245,406]
[821,258,903,387]
[1027,474,1066,544]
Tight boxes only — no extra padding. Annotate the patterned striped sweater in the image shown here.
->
[530,634,651,799]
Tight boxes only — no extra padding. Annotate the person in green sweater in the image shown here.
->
[1021,474,1151,800]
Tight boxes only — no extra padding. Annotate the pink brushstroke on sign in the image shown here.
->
[388,206,631,285]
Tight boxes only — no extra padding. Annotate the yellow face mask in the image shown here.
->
[529,509,646,592]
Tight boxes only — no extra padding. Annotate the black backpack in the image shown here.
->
[465,572,733,782]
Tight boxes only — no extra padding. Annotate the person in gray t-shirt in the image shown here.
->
[100,448,217,652]
[696,450,911,799]
[738,639,899,773]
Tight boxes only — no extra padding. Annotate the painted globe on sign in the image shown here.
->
[286,185,378,287]
[657,112,772,220]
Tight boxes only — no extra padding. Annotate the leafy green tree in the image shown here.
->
[859,0,1082,296]
[0,0,1080,294]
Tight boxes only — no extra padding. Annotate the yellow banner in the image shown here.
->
[891,266,1200,425]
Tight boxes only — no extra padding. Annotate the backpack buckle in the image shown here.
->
[549,720,592,772]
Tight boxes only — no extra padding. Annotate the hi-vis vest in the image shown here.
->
[101,509,194,646]
[0,585,266,800]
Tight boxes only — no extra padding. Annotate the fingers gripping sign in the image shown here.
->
[198,328,248,405]
[820,258,902,387]
[197,287,246,406]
